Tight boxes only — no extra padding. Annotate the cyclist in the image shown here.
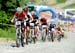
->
[12,7,28,33]
[49,20,56,31]
[40,16,48,41]
[55,25,62,41]
[11,7,28,22]
[23,7,33,44]
[48,20,56,42]
[11,7,28,47]
[30,11,39,43]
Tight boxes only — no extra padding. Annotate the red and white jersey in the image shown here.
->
[14,11,26,20]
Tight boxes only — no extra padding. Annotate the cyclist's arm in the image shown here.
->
[37,17,41,24]
[25,15,28,21]
[29,15,34,22]
[11,15,16,23]
[11,12,18,22]
[28,12,33,21]
[26,12,33,22]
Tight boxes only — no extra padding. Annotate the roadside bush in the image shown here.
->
[0,11,12,24]
[0,11,13,29]
[56,0,67,3]
[63,4,75,9]
[0,11,7,23]
[0,27,16,40]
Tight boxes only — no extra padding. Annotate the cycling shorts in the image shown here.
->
[26,21,30,26]
[42,23,47,25]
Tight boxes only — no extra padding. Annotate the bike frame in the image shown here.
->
[15,20,24,47]
[41,25,47,41]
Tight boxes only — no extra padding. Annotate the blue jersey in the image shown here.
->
[49,24,55,31]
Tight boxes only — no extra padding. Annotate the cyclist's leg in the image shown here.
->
[34,25,38,37]
[24,27,26,43]
[26,26,30,44]
[21,21,25,38]
[26,22,30,37]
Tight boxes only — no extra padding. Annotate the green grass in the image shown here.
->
[0,27,16,40]
[56,0,67,3]
[63,4,75,9]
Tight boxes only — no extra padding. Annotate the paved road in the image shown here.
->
[0,31,75,53]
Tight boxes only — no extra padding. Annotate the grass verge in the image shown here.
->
[63,4,75,9]
[0,27,16,40]
[56,0,67,3]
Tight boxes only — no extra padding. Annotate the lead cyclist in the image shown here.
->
[11,7,28,47]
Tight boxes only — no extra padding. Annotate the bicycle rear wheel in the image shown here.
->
[42,29,46,42]
[16,26,24,47]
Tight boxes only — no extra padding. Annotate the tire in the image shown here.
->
[32,37,36,43]
[42,29,46,42]
[16,27,20,47]
[50,31,54,42]
[32,29,36,43]
[47,33,51,41]
[26,31,32,44]
[16,38,20,47]
[16,37,21,47]
[16,34,22,47]
[16,26,24,47]
[25,38,28,45]
[21,34,24,47]
[28,37,32,43]
[58,34,62,42]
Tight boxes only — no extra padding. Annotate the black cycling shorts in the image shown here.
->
[26,21,30,26]
[42,23,47,25]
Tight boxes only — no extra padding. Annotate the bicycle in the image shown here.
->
[41,25,47,42]
[48,28,55,42]
[15,19,25,47]
[30,23,36,43]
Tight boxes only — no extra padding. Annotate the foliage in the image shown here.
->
[63,4,75,9]
[0,0,34,25]
[0,0,32,13]
[56,0,67,3]
[0,11,12,24]
[0,27,16,40]
[0,0,17,13]
[0,11,8,23]
[0,0,31,39]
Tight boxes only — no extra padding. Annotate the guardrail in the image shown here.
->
[0,23,14,27]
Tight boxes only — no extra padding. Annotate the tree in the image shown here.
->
[0,0,17,13]
[0,0,31,13]
[6,0,17,13]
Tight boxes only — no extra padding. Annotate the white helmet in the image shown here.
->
[31,11,36,15]
[52,28,55,31]
[16,7,23,14]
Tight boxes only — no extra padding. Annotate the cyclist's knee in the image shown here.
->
[26,26,30,31]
